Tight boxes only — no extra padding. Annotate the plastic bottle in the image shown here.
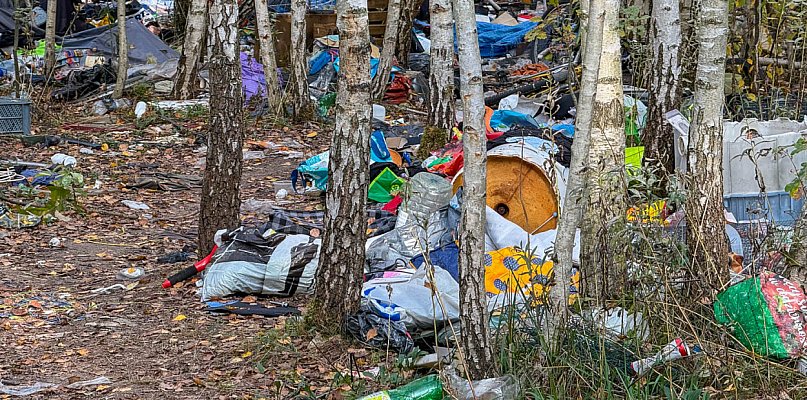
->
[397,172,453,227]
[356,375,443,400]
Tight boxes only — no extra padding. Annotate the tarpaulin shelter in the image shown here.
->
[59,17,178,65]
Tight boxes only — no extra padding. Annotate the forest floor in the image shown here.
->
[0,110,397,399]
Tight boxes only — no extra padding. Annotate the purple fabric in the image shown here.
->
[241,53,267,102]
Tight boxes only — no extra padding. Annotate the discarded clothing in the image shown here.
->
[0,203,41,229]
[205,300,301,317]
[51,62,116,101]
[261,207,396,238]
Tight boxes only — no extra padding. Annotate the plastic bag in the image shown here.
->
[291,151,330,192]
[346,306,414,354]
[714,271,807,359]
[446,367,520,400]
[199,231,321,301]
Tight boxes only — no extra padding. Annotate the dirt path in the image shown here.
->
[0,119,370,399]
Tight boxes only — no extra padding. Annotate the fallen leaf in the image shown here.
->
[192,377,204,386]
[365,328,378,341]
[78,348,89,356]
[173,314,187,322]
[29,300,42,309]
[242,296,257,303]
[306,132,318,138]
[241,351,253,358]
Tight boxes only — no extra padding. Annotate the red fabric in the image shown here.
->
[383,75,413,104]
[382,195,403,214]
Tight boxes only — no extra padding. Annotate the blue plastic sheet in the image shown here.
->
[476,21,538,58]
[334,57,380,78]
[489,109,541,131]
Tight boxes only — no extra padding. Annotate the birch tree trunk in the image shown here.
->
[198,0,244,255]
[369,0,403,100]
[416,0,455,160]
[394,0,417,66]
[174,0,192,38]
[643,0,682,174]
[44,0,56,80]
[255,0,282,113]
[427,0,454,131]
[545,0,605,340]
[453,0,494,380]
[173,0,209,100]
[12,0,20,97]
[288,0,312,119]
[312,0,372,329]
[580,0,626,304]
[113,0,128,99]
[685,0,729,291]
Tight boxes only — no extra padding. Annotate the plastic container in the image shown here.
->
[0,97,31,135]
[356,375,443,400]
[723,191,804,224]
[397,172,453,227]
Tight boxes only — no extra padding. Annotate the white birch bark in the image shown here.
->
[114,0,128,99]
[288,0,312,119]
[545,0,605,341]
[581,0,626,303]
[313,0,371,328]
[453,0,494,380]
[255,0,282,113]
[685,0,729,289]
[198,0,244,254]
[644,0,682,173]
[370,0,403,100]
[427,0,454,130]
[44,0,56,79]
[173,0,209,100]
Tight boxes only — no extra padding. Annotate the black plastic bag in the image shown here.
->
[345,307,415,354]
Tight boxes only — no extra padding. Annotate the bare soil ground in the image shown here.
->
[0,114,386,399]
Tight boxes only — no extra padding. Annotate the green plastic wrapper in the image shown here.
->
[368,167,405,203]
[356,375,444,400]
[714,272,807,359]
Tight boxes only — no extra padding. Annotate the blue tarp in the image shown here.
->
[476,21,538,58]
[490,109,541,131]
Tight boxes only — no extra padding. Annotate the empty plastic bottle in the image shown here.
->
[356,375,443,400]
[397,172,453,227]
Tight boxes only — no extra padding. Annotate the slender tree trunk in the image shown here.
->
[643,0,682,175]
[454,0,494,381]
[580,0,626,304]
[44,0,56,80]
[545,0,605,341]
[173,0,209,100]
[394,0,417,66]
[427,0,454,130]
[113,0,128,99]
[370,0,403,100]
[255,0,282,113]
[12,0,20,98]
[312,0,372,330]
[198,0,244,255]
[685,0,729,291]
[288,0,312,119]
[174,0,192,39]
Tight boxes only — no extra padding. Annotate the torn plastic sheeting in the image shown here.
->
[362,264,460,330]
[489,109,541,131]
[0,382,58,396]
[484,206,580,266]
[151,99,209,111]
[590,307,650,341]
